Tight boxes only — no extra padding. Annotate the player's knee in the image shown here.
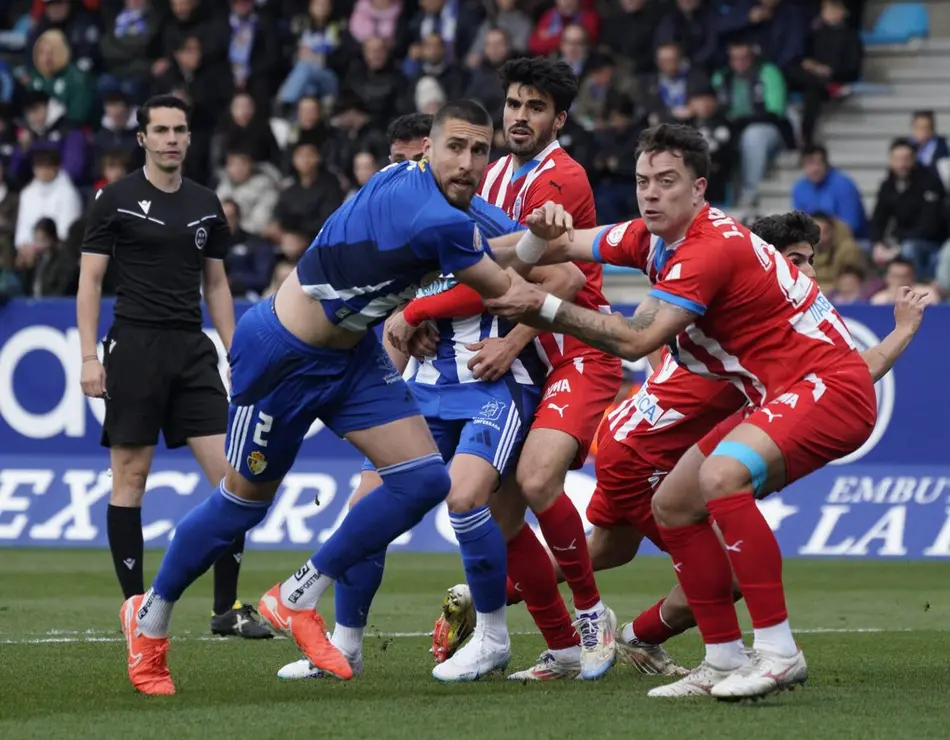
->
[446,484,487,514]
[700,442,768,499]
[223,468,281,504]
[378,453,450,510]
[109,454,150,505]
[651,488,706,529]
[351,471,383,509]
[516,466,561,511]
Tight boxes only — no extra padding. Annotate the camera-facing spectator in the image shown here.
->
[18,215,79,297]
[870,256,940,304]
[828,263,868,304]
[92,149,132,197]
[342,37,411,128]
[809,210,866,292]
[13,147,81,253]
[10,91,89,187]
[463,27,515,123]
[910,110,950,176]
[792,145,867,239]
[641,42,707,126]
[556,23,591,79]
[25,28,96,127]
[227,0,284,104]
[213,91,281,172]
[345,150,381,200]
[278,0,345,108]
[869,138,948,281]
[466,0,532,69]
[573,53,639,132]
[27,0,99,75]
[215,148,280,236]
[92,92,142,175]
[401,0,482,65]
[688,88,734,205]
[271,140,344,239]
[407,34,468,101]
[99,0,164,103]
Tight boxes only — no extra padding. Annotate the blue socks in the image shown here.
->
[450,505,507,613]
[153,481,270,602]
[335,548,387,628]
[312,453,449,578]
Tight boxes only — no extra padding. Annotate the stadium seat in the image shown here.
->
[861,3,929,45]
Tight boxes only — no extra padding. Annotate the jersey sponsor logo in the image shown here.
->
[195,227,208,250]
[546,402,568,417]
[542,377,572,400]
[247,450,268,476]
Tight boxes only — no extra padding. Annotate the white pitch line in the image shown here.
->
[0,626,933,646]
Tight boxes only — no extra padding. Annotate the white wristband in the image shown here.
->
[540,294,563,322]
[514,230,546,264]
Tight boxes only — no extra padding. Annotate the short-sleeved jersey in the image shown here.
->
[81,169,229,330]
[591,204,868,406]
[478,140,612,371]
[412,195,547,387]
[603,350,746,470]
[297,159,487,332]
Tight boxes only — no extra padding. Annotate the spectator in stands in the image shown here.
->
[152,34,234,123]
[529,0,599,58]
[640,41,707,127]
[414,75,446,114]
[0,159,17,274]
[212,91,281,172]
[99,0,164,103]
[601,0,660,75]
[828,263,867,304]
[791,145,867,239]
[463,27,515,123]
[27,0,99,74]
[271,140,344,238]
[158,0,231,76]
[283,95,333,159]
[10,90,89,186]
[716,0,809,72]
[277,226,311,263]
[573,53,639,132]
[871,256,940,304]
[809,210,866,291]
[407,33,468,101]
[322,95,389,179]
[13,147,81,252]
[215,148,280,236]
[466,0,532,68]
[342,37,411,128]
[556,23,593,79]
[92,149,131,196]
[278,0,344,108]
[263,258,296,299]
[227,0,284,104]
[712,39,790,208]
[24,28,96,126]
[401,0,481,65]
[784,0,862,148]
[346,150,380,200]
[220,198,274,298]
[869,138,948,281]
[654,0,719,69]
[688,87,734,205]
[18,215,78,297]
[92,92,141,176]
[591,90,640,223]
[910,110,950,175]
[349,0,403,48]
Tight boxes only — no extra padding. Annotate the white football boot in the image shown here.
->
[615,624,690,677]
[573,606,618,680]
[507,650,581,681]
[710,648,808,701]
[647,661,741,697]
[431,633,511,682]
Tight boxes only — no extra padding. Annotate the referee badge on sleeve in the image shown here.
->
[247,450,268,475]
[195,227,208,250]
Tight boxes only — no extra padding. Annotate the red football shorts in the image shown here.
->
[586,431,667,552]
[532,354,622,469]
[697,367,877,488]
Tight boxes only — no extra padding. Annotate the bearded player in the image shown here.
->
[397,59,622,680]
[482,123,883,699]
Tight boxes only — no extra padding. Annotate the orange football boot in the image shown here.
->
[120,595,175,696]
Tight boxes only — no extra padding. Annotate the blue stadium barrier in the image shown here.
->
[862,3,929,45]
[1,298,949,560]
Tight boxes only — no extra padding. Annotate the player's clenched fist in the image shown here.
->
[485,268,546,321]
[384,309,417,354]
[526,201,574,242]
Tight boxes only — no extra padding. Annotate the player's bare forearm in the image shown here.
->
[546,296,697,361]
[203,263,236,351]
[861,328,913,382]
[487,228,602,269]
[503,264,586,350]
[76,253,109,357]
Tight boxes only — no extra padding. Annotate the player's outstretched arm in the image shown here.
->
[860,286,930,382]
[485,274,697,361]
[486,202,605,269]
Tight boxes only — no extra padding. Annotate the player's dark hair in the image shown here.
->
[499,58,579,113]
[750,211,820,250]
[137,95,192,133]
[431,99,492,134]
[635,124,710,180]
[801,144,828,164]
[387,113,433,144]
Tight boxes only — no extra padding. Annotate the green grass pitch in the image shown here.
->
[1,550,948,739]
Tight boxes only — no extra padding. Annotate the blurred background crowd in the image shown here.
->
[0,0,947,306]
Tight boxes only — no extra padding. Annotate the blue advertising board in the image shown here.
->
[1,298,948,558]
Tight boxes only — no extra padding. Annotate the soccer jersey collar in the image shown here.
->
[510,139,561,183]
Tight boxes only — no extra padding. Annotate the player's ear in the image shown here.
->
[422,136,432,158]
[553,110,567,135]
[693,177,708,206]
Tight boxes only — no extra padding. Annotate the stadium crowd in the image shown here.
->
[0,0,948,304]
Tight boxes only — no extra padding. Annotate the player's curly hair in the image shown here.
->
[499,58,579,113]
[387,113,433,145]
[636,124,710,180]
[750,211,821,250]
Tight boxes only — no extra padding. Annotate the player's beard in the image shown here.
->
[441,176,477,210]
[506,123,555,160]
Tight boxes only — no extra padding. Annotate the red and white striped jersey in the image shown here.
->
[592,205,870,406]
[478,140,612,370]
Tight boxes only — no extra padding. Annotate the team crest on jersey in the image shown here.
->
[195,226,208,250]
[247,451,267,476]
[606,223,628,246]
[477,399,506,422]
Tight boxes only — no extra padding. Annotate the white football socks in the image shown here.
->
[474,607,508,646]
[575,600,605,620]
[278,560,333,610]
[705,640,749,670]
[331,624,363,659]
[136,589,174,638]
[753,619,798,657]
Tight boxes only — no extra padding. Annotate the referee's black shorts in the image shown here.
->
[101,322,228,449]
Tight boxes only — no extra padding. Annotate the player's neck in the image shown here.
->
[143,162,182,193]
[655,203,705,245]
[510,138,555,170]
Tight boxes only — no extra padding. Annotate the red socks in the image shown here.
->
[707,493,788,629]
[631,598,678,645]
[506,524,578,650]
[659,521,742,644]
[535,494,600,611]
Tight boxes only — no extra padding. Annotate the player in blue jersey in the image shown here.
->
[273,113,586,682]
[119,101,576,695]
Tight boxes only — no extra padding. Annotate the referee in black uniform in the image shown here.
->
[76,95,270,639]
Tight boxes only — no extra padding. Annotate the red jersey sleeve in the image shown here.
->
[648,242,730,316]
[590,220,651,270]
[403,284,484,326]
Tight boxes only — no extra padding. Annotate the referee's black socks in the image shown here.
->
[212,533,247,615]
[107,504,144,598]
